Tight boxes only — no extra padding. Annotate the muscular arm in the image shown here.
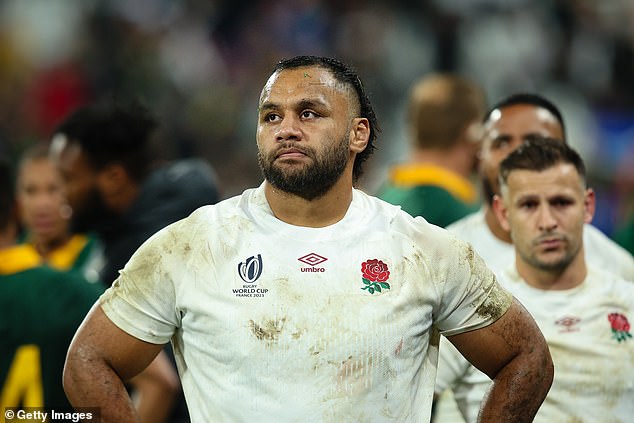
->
[63,304,168,423]
[448,298,553,423]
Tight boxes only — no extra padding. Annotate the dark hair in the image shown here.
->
[499,136,586,187]
[485,93,566,140]
[0,155,14,231]
[53,101,157,182]
[270,56,379,182]
[17,142,50,169]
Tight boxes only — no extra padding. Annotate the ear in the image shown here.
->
[462,121,483,146]
[349,117,370,153]
[492,194,511,232]
[583,188,596,224]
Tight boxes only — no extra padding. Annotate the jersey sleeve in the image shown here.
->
[100,226,181,345]
[434,235,513,337]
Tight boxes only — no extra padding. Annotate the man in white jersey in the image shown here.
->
[447,93,634,282]
[62,56,553,423]
[435,93,634,423]
[444,137,634,422]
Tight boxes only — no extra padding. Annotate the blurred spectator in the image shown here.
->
[15,143,103,282]
[376,73,485,227]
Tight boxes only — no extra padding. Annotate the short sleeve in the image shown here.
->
[434,238,513,337]
[100,227,180,345]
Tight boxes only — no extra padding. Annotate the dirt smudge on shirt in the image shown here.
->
[249,317,286,344]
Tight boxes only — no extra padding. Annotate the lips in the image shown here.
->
[535,236,565,250]
[276,147,309,160]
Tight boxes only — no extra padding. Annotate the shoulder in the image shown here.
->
[584,224,634,280]
[446,209,485,234]
[145,188,259,246]
[361,191,476,263]
[584,224,629,253]
[588,266,634,291]
[144,158,219,203]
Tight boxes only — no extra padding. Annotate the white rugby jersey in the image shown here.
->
[446,208,634,280]
[100,184,512,423]
[437,266,634,423]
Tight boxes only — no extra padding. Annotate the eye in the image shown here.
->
[492,138,511,150]
[300,110,318,119]
[263,113,280,123]
[23,185,37,195]
[519,200,538,210]
[551,198,573,208]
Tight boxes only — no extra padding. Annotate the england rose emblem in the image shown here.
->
[608,313,632,343]
[361,259,390,294]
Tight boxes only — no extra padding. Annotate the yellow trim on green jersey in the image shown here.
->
[0,245,41,275]
[389,163,478,204]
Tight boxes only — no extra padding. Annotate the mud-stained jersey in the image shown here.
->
[438,266,634,423]
[100,184,512,423]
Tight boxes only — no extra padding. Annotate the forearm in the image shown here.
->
[63,344,140,423]
[477,353,552,423]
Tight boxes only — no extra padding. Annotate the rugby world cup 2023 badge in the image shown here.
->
[234,254,269,298]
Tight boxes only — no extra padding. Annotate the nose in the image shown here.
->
[275,115,302,142]
[537,205,558,232]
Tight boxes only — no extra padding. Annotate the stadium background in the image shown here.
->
[0,0,632,236]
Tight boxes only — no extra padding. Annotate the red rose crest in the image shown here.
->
[361,259,390,294]
[608,312,632,343]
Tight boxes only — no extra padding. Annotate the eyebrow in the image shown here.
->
[259,98,329,113]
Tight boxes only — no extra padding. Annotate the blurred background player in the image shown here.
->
[49,100,220,286]
[0,154,103,412]
[438,137,634,422]
[50,100,220,422]
[15,142,103,282]
[377,73,486,227]
[446,93,633,277]
[434,95,634,422]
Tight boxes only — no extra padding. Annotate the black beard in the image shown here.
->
[69,187,120,235]
[258,139,349,201]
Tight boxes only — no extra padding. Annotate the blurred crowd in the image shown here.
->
[0,0,632,235]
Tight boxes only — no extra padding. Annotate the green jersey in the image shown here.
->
[0,245,103,410]
[378,163,480,228]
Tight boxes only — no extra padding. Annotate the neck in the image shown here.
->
[263,175,353,228]
[410,145,474,179]
[29,233,71,257]
[484,204,512,243]
[516,248,588,291]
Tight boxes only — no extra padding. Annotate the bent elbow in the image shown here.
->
[541,346,555,393]
[62,347,79,401]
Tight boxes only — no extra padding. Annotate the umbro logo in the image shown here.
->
[298,253,327,273]
[555,316,581,333]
